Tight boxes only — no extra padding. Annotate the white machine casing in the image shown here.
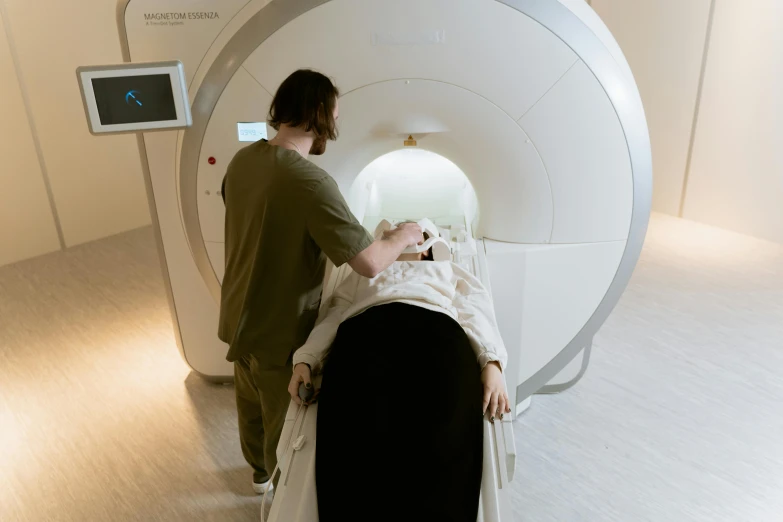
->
[117,0,651,416]
[116,1,651,518]
[118,0,652,522]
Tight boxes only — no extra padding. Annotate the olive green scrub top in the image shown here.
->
[218,140,373,365]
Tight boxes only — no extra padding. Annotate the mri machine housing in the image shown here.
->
[116,0,651,414]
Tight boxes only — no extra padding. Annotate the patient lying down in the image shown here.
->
[288,221,509,522]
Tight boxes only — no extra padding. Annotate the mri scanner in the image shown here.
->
[104,0,652,418]
[75,0,652,518]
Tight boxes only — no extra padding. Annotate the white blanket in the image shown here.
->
[293,261,509,373]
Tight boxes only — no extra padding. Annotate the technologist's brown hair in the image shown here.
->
[268,69,340,140]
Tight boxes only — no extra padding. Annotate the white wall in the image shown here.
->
[0,6,60,266]
[591,0,713,216]
[683,0,783,244]
[0,0,149,267]
[592,0,783,244]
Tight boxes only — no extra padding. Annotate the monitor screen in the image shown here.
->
[237,122,268,142]
[91,74,177,126]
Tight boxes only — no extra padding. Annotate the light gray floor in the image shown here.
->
[1,214,781,521]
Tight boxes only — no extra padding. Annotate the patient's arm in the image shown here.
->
[450,264,509,372]
[292,272,360,372]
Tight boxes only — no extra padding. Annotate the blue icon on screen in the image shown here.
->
[125,90,143,107]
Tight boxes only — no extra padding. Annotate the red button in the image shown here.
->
[208,157,216,165]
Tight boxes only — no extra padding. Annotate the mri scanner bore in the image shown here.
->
[117,0,652,414]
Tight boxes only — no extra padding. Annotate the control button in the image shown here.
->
[208,157,216,165]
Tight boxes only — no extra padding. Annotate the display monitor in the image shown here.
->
[237,122,268,142]
[77,61,191,134]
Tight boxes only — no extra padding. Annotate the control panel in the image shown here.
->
[77,61,191,135]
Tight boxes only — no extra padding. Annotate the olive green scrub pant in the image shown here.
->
[234,354,293,487]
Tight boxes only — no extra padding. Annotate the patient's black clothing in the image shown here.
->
[316,303,484,522]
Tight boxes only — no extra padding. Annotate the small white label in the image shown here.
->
[372,30,445,46]
[237,122,267,142]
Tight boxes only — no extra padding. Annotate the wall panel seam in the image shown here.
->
[0,0,66,249]
[679,0,718,217]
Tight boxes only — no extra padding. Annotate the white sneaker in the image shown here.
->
[253,478,274,495]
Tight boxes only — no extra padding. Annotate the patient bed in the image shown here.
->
[266,377,517,522]
[265,221,518,522]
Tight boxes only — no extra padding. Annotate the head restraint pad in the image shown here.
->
[373,218,451,261]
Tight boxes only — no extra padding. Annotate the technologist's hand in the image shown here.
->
[383,222,424,247]
[288,363,314,405]
[482,361,510,422]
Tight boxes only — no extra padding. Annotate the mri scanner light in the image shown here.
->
[350,149,479,234]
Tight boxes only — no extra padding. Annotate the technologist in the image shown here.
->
[218,69,424,494]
